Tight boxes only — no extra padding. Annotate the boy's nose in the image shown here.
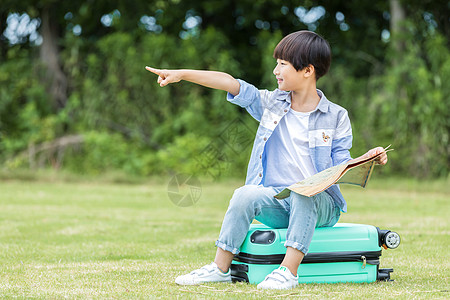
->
[273,67,279,75]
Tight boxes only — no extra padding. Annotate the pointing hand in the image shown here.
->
[145,66,182,87]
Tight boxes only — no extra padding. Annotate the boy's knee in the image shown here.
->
[229,185,261,210]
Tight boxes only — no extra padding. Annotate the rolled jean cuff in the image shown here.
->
[215,240,240,255]
[284,240,308,255]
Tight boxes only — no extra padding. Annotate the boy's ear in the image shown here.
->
[304,64,315,78]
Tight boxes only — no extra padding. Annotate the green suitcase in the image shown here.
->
[231,223,400,284]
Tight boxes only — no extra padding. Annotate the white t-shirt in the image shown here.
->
[263,108,317,187]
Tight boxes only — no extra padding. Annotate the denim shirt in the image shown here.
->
[227,79,353,212]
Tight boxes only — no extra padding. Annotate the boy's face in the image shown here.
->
[273,59,310,91]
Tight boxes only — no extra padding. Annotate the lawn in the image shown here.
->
[0,176,448,299]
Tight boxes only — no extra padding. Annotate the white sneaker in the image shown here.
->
[175,262,231,285]
[257,266,299,290]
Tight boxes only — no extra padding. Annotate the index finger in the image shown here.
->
[145,66,161,75]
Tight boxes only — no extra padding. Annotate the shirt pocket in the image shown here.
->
[309,129,335,147]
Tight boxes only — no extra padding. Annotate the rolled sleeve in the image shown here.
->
[227,79,264,121]
[227,79,254,106]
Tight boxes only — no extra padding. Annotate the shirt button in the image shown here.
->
[274,121,277,124]
[259,154,262,159]
[259,173,262,177]
[284,109,287,112]
[263,137,267,141]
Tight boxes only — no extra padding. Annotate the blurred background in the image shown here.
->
[0,0,448,181]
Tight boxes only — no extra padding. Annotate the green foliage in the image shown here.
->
[0,48,56,155]
[152,133,211,176]
[62,131,133,175]
[369,29,449,177]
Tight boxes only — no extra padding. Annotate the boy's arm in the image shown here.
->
[331,110,388,166]
[145,67,240,96]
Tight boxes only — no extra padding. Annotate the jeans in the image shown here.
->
[215,185,341,255]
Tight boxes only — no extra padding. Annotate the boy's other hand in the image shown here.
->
[145,66,182,87]
[366,147,388,165]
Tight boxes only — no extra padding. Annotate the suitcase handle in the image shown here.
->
[250,230,276,244]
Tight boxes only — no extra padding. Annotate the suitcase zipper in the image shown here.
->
[234,250,381,265]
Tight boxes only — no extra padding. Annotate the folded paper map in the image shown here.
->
[275,145,393,199]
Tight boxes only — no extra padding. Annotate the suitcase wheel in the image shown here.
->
[378,268,394,281]
[377,227,401,249]
[384,231,400,249]
[230,264,249,283]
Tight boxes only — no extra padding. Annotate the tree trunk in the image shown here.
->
[40,5,67,110]
[0,11,7,61]
[389,0,406,54]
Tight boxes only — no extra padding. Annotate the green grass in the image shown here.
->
[0,177,448,299]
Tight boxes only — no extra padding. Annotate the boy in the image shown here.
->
[146,30,387,290]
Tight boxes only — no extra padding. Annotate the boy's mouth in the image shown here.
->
[277,78,283,84]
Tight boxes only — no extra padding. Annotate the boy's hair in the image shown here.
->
[273,31,331,80]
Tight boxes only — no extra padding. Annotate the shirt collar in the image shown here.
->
[315,89,329,113]
[276,89,329,113]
